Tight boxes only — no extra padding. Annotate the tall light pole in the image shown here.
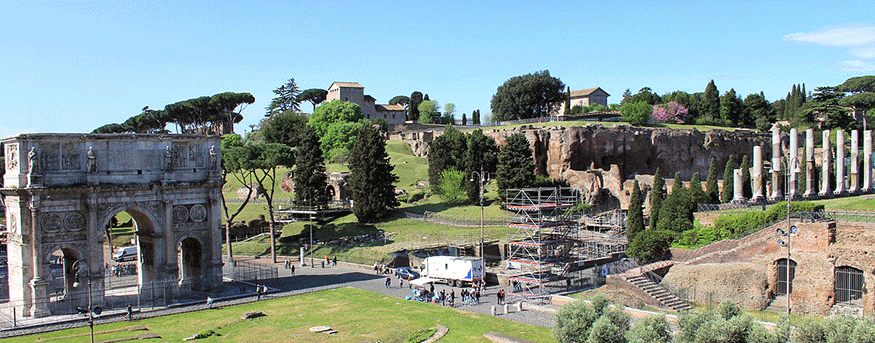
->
[72,259,94,343]
[471,168,488,265]
[777,156,800,322]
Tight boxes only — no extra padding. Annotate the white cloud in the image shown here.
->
[784,26,875,47]
[850,47,875,59]
[841,60,875,73]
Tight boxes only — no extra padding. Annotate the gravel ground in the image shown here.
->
[0,256,557,338]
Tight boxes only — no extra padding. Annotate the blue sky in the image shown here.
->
[3,1,875,138]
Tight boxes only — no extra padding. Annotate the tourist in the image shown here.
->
[126,304,133,320]
[332,256,337,266]
[385,276,391,289]
[291,264,295,276]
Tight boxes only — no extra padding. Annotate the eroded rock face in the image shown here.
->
[486,124,767,182]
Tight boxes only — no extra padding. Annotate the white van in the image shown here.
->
[112,246,138,262]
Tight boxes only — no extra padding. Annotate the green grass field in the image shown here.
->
[9,288,555,343]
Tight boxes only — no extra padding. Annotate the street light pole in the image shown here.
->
[72,259,94,343]
[777,156,799,324]
[471,168,487,265]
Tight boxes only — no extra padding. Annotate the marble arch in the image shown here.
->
[2,133,224,317]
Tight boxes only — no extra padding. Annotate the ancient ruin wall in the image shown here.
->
[486,124,768,181]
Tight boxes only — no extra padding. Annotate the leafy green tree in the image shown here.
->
[438,168,467,204]
[806,86,857,131]
[261,111,309,149]
[706,157,720,203]
[626,180,644,242]
[740,155,752,198]
[626,315,671,343]
[209,92,255,134]
[838,75,875,130]
[220,133,257,260]
[743,92,774,130]
[677,309,715,343]
[491,70,565,121]
[444,103,456,121]
[266,78,301,116]
[553,300,601,343]
[464,129,499,203]
[418,100,441,124]
[496,133,536,200]
[389,95,410,106]
[703,80,721,120]
[620,87,661,106]
[627,229,675,263]
[293,127,330,208]
[308,100,364,137]
[722,155,736,203]
[689,172,708,204]
[620,101,651,126]
[671,171,685,195]
[649,168,664,228]
[348,125,400,222]
[656,187,695,233]
[720,88,744,123]
[428,125,467,192]
[297,88,328,112]
[321,121,364,162]
[586,308,629,343]
[409,91,424,122]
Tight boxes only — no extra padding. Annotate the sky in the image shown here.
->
[2,1,875,138]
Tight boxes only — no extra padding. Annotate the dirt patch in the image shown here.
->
[575,286,647,309]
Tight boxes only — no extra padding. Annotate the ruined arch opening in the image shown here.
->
[776,258,797,296]
[178,237,204,291]
[835,266,864,306]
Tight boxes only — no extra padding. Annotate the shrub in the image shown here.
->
[627,229,676,263]
[406,328,437,343]
[553,300,602,343]
[626,315,671,343]
[620,101,652,126]
[437,168,467,204]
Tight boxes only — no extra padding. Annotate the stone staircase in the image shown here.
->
[766,295,788,314]
[620,261,693,312]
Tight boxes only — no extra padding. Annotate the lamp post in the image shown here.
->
[71,259,94,343]
[777,156,800,322]
[470,168,488,265]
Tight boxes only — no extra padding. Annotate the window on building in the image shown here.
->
[776,258,796,296]
[835,266,865,305]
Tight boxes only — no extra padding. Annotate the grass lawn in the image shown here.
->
[9,288,555,343]
[813,195,875,211]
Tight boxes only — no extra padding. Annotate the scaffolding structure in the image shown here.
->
[505,187,627,299]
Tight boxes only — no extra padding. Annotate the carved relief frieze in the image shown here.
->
[189,144,204,168]
[6,143,18,170]
[172,205,189,225]
[41,213,63,232]
[42,143,60,171]
[61,143,81,170]
[189,204,207,222]
[64,212,85,231]
[172,144,188,169]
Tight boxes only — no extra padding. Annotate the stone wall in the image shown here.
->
[667,220,875,315]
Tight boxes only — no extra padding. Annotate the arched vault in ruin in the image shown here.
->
[2,134,224,317]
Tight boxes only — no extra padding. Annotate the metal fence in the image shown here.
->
[229,260,278,282]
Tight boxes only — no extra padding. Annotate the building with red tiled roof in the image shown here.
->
[558,87,610,114]
[327,82,405,125]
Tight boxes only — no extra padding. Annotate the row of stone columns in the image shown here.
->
[734,128,875,203]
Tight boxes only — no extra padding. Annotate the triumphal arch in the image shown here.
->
[2,134,224,317]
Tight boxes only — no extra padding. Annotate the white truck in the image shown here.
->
[420,256,484,287]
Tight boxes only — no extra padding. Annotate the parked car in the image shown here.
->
[394,267,420,280]
[112,246,138,262]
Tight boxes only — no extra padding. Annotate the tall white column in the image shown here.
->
[770,125,783,200]
[733,169,746,203]
[835,129,846,195]
[850,130,859,193]
[820,130,832,196]
[804,129,815,197]
[865,130,873,192]
[788,128,799,199]
[752,145,764,202]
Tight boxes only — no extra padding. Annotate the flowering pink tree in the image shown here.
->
[651,101,688,124]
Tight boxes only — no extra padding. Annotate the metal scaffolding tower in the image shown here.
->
[505,187,628,299]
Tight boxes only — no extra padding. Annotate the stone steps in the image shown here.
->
[622,264,692,312]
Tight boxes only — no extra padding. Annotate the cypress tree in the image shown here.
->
[409,91,423,122]
[461,113,467,126]
[348,125,400,222]
[473,109,480,125]
[427,125,467,192]
[706,157,720,203]
[671,171,685,195]
[496,133,536,201]
[649,168,664,228]
[798,148,807,194]
[627,180,644,242]
[721,155,736,203]
[464,129,499,203]
[740,155,752,198]
[689,172,707,203]
[564,86,572,114]
[293,127,330,207]
[704,80,720,120]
